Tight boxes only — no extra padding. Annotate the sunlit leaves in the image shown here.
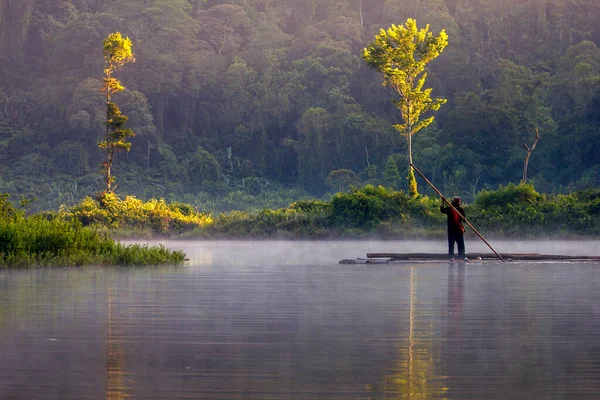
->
[99,32,135,192]
[363,18,448,196]
[362,18,448,136]
[102,32,134,77]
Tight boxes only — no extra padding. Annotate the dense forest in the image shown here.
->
[1,0,599,211]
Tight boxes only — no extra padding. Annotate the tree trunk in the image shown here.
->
[408,129,418,197]
[523,152,531,183]
[359,0,364,27]
[522,128,539,184]
[107,150,113,192]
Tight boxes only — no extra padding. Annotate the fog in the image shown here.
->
[130,239,600,267]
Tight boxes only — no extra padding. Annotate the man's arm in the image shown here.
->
[440,197,448,214]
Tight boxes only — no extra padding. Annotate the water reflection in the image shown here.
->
[106,287,132,400]
[374,266,451,400]
[447,264,465,340]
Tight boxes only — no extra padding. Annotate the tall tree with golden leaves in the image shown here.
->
[99,32,135,193]
[363,18,447,197]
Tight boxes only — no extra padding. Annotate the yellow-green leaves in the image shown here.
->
[102,32,134,74]
[363,18,448,197]
[101,33,135,101]
[362,18,448,137]
[100,77,125,98]
[99,33,136,193]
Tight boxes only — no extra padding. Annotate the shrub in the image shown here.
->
[329,185,441,230]
[289,199,330,214]
[474,183,543,209]
[65,193,213,234]
[0,215,185,267]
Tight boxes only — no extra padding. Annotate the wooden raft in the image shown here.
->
[338,253,600,264]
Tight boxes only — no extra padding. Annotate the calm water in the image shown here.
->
[1,240,600,399]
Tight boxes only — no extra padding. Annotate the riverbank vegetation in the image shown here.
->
[0,194,185,268]
[63,191,213,237]
[192,184,599,239]
[48,184,599,239]
[1,182,597,267]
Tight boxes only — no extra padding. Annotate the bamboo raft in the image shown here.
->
[339,253,600,264]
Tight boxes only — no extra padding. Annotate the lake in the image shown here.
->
[1,240,600,399]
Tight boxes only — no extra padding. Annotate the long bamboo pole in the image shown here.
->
[410,163,506,263]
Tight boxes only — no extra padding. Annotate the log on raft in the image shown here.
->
[366,253,600,261]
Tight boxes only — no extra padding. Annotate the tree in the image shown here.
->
[326,169,359,192]
[522,128,539,184]
[296,107,331,193]
[99,32,135,193]
[362,18,448,197]
[185,146,223,189]
[383,155,401,189]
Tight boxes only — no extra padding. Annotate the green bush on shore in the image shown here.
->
[468,184,600,236]
[63,192,213,235]
[200,184,600,238]
[0,195,186,267]
[195,185,444,238]
[329,185,442,229]
[197,207,330,238]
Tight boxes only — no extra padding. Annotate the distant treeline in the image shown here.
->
[1,0,600,210]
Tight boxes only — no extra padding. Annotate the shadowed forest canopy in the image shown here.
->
[0,0,599,210]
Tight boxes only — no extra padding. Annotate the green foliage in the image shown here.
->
[326,169,360,192]
[0,193,22,221]
[468,184,600,236]
[66,192,213,235]
[196,184,600,238]
[17,183,599,240]
[102,32,135,77]
[289,199,330,214]
[329,185,440,230]
[202,208,329,239]
[474,183,544,209]
[0,213,185,268]
[185,147,223,188]
[182,185,445,238]
[407,167,418,198]
[53,142,90,175]
[100,32,136,193]
[363,18,448,197]
[383,156,401,189]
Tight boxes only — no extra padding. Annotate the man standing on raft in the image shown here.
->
[440,196,466,261]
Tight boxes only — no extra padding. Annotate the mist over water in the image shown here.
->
[1,240,600,399]
[160,239,600,266]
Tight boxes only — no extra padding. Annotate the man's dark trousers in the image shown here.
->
[448,230,465,259]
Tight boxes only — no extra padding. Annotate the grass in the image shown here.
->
[0,195,186,268]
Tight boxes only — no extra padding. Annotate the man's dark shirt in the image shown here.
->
[440,204,465,233]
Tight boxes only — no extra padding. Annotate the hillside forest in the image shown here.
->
[1,0,600,211]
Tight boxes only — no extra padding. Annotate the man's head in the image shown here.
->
[452,196,461,206]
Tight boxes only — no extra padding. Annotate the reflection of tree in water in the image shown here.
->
[447,265,464,340]
[371,267,450,399]
[106,286,132,400]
